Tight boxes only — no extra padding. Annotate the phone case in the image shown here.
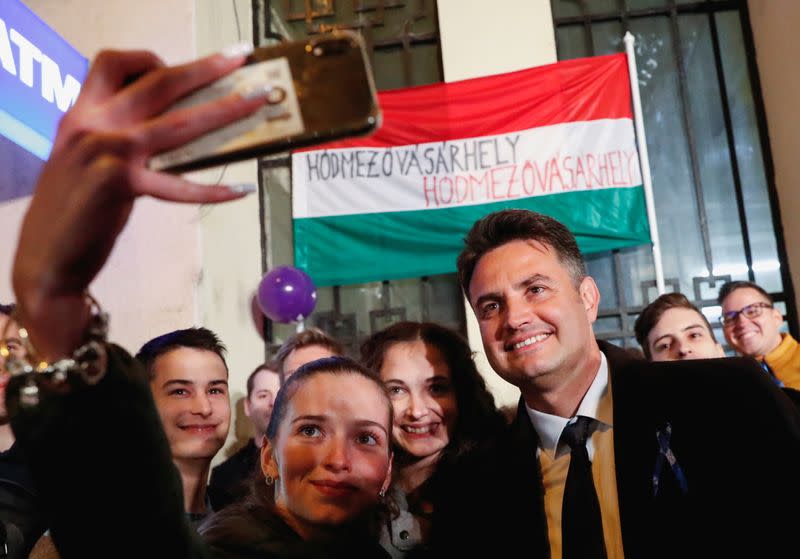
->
[149,31,380,174]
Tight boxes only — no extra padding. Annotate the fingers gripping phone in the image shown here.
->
[148,31,380,173]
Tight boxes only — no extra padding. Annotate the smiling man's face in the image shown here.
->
[468,239,599,392]
[721,287,783,358]
[150,347,231,461]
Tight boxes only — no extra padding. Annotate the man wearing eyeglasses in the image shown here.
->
[718,280,800,389]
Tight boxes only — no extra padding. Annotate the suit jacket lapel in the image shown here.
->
[504,342,668,558]
[600,341,662,558]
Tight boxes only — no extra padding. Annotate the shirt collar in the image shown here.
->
[525,352,610,458]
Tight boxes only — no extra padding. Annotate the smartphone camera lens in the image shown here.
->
[309,37,352,56]
[266,87,287,105]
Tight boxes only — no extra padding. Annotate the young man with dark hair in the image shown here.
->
[433,209,800,558]
[136,327,230,525]
[633,292,724,361]
[274,327,344,379]
[717,280,800,388]
[208,362,280,510]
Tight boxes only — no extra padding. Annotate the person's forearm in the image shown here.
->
[8,344,210,559]
[11,278,90,363]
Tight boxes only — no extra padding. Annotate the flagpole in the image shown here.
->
[624,31,665,295]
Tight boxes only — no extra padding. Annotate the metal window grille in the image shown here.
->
[551,0,796,349]
[252,1,457,356]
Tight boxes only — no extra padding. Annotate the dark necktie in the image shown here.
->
[561,416,607,559]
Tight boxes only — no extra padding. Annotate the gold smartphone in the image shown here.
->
[148,31,380,174]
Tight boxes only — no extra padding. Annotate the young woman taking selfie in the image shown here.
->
[5,47,392,559]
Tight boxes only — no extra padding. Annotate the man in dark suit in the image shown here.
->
[432,209,800,558]
[208,362,280,510]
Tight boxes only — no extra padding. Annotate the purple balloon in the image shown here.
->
[257,266,317,324]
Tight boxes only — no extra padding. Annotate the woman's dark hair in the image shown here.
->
[360,321,506,463]
[200,356,393,542]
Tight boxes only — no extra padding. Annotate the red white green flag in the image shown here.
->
[291,53,649,287]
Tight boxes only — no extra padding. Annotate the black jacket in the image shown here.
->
[8,346,388,559]
[0,442,47,559]
[208,439,259,511]
[430,341,800,558]
[201,500,388,559]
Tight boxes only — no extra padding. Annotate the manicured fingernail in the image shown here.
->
[227,183,257,195]
[221,41,254,59]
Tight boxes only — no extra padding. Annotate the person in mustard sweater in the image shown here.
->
[718,280,800,389]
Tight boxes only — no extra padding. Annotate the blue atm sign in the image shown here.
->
[0,0,87,160]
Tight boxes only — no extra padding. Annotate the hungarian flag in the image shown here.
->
[292,53,650,287]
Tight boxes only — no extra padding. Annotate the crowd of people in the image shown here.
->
[2,46,800,559]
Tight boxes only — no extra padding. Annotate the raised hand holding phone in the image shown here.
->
[148,32,380,173]
[12,45,268,362]
[13,33,381,363]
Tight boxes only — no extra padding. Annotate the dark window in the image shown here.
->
[253,1,459,356]
[551,0,795,350]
